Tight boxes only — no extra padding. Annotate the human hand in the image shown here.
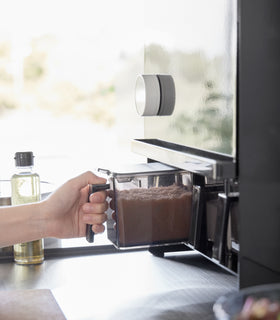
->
[42,171,108,239]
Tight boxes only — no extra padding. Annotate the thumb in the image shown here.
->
[73,171,107,190]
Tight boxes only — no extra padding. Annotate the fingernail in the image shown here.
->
[91,193,101,202]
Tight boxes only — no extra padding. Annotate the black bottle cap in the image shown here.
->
[14,152,34,167]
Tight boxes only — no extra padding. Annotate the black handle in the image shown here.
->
[86,183,110,243]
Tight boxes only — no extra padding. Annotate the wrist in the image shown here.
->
[38,200,53,238]
[0,201,48,247]
[25,201,48,240]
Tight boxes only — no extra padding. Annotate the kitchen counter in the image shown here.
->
[0,249,237,320]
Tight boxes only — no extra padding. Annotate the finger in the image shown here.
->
[83,212,107,225]
[109,198,115,210]
[83,201,108,214]
[89,191,107,203]
[108,190,114,198]
[112,211,116,221]
[92,224,105,234]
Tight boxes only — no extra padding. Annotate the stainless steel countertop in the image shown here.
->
[0,250,237,320]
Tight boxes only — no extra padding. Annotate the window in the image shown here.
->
[0,0,145,250]
[0,0,145,182]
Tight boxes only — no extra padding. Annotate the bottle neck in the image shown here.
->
[15,165,34,174]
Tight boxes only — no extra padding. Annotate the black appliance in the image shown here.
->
[130,0,280,289]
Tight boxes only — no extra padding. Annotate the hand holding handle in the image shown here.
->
[86,183,110,243]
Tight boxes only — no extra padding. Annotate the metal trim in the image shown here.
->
[132,139,237,180]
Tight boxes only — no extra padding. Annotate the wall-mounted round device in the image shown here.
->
[135,74,176,116]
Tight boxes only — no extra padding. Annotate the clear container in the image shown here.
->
[11,151,44,264]
[99,163,193,249]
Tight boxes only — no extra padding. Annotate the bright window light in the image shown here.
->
[0,0,144,186]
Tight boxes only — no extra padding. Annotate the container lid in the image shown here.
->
[14,152,34,167]
[98,162,181,178]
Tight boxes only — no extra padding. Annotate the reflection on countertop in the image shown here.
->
[0,250,237,320]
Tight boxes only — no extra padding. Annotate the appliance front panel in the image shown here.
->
[142,0,237,157]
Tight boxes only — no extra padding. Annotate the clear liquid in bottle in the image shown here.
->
[11,152,44,265]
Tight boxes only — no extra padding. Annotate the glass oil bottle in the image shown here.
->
[11,151,44,264]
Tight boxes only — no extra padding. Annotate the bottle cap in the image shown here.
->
[14,152,34,167]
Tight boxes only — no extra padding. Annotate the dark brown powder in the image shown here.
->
[115,185,192,247]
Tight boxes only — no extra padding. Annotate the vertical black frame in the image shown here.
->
[238,0,280,288]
